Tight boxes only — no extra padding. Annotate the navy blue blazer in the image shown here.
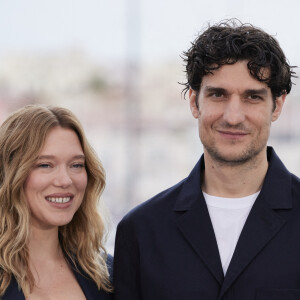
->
[114,147,300,299]
[2,255,113,300]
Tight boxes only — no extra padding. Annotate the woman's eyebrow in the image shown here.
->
[37,154,85,160]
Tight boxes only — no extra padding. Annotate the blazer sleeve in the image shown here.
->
[113,217,142,300]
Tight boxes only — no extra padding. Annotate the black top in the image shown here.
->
[2,254,113,300]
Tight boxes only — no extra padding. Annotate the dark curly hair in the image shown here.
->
[182,19,296,100]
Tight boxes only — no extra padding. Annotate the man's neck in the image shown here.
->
[202,149,268,198]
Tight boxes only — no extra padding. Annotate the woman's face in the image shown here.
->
[24,126,88,230]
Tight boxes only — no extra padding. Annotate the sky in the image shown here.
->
[1,0,300,66]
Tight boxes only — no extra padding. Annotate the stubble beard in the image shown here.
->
[203,140,267,167]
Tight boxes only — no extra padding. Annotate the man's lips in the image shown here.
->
[218,130,248,135]
[217,129,249,139]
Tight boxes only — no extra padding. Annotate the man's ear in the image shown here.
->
[272,93,286,122]
[189,89,200,119]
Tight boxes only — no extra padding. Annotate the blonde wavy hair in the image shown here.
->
[0,104,111,296]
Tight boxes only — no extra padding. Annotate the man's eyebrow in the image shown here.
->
[203,86,227,93]
[203,87,269,96]
[244,88,268,95]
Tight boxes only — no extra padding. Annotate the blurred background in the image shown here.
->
[1,0,300,253]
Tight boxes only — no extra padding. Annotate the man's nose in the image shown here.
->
[222,97,246,125]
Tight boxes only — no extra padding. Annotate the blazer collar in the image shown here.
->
[219,147,292,297]
[173,146,292,212]
[173,155,204,211]
[173,154,224,284]
[260,147,292,209]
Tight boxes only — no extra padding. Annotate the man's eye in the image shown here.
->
[249,95,262,100]
[213,92,223,97]
[208,92,226,100]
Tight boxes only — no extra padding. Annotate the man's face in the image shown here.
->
[189,60,285,165]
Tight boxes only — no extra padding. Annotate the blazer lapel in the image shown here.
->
[219,147,292,298]
[174,158,224,285]
[219,194,286,298]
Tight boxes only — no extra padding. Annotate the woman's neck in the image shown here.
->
[28,225,63,262]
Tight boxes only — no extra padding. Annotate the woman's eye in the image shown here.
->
[38,163,51,168]
[72,163,85,169]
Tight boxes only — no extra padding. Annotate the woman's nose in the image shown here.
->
[53,167,72,188]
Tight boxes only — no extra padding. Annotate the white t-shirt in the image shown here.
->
[203,191,259,275]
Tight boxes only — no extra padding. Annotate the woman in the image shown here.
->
[0,105,113,299]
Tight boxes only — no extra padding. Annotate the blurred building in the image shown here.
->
[0,51,300,252]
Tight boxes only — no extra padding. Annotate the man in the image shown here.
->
[114,20,298,299]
